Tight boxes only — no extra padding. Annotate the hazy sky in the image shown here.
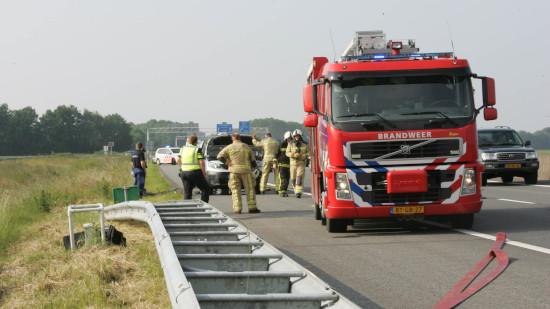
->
[0,0,548,132]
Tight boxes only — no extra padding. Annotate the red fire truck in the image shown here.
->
[303,31,497,232]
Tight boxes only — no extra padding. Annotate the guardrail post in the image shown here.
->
[68,206,75,250]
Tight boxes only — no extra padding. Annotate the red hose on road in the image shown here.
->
[434,232,509,309]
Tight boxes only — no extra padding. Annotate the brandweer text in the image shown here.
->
[377,132,432,140]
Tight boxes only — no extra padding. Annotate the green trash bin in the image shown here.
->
[112,186,140,203]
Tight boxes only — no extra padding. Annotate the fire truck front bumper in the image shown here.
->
[325,198,482,219]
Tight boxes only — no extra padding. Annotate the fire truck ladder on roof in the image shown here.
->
[99,200,360,309]
[339,30,453,62]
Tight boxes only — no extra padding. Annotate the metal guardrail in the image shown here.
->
[103,201,200,308]
[100,200,360,309]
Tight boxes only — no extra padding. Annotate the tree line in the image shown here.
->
[518,127,550,149]
[0,104,132,155]
[2,103,547,156]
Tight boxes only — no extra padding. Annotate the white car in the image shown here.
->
[154,147,180,165]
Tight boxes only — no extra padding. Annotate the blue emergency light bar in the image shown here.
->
[341,52,454,62]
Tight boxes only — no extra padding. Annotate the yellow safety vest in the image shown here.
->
[180,145,202,171]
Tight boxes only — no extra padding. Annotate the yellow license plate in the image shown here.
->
[390,206,425,215]
[505,163,521,169]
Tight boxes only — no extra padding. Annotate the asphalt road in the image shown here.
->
[160,165,550,309]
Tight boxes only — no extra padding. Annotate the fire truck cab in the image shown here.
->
[303,31,497,232]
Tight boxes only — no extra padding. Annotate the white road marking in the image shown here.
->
[455,229,550,255]
[497,198,535,205]
[266,183,312,196]
[422,220,550,255]
[486,180,550,189]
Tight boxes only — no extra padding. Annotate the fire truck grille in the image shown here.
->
[496,153,525,160]
[350,139,461,160]
[356,170,455,205]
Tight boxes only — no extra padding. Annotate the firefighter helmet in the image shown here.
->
[292,129,303,137]
[283,131,292,140]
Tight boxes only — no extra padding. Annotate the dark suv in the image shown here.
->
[477,127,539,185]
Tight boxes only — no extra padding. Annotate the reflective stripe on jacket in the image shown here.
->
[180,145,202,171]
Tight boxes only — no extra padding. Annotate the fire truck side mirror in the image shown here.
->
[303,84,317,113]
[482,77,496,106]
[303,114,318,127]
[483,108,498,121]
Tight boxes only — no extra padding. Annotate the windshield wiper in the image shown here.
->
[338,113,397,128]
[400,111,459,126]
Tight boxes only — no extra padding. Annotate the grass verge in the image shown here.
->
[0,155,179,308]
[538,152,550,180]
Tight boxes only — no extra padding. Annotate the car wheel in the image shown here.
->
[171,158,176,165]
[525,172,538,185]
[156,159,160,165]
[221,188,230,195]
[326,218,348,233]
[481,174,488,187]
[501,176,513,184]
[451,214,474,229]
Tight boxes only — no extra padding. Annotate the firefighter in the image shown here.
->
[253,132,279,194]
[286,129,309,198]
[276,131,292,197]
[177,135,210,202]
[217,133,260,214]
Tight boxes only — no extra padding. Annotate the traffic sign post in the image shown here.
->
[216,122,233,134]
[239,121,251,134]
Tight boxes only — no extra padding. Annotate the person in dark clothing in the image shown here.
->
[177,135,210,202]
[277,131,292,197]
[131,142,148,197]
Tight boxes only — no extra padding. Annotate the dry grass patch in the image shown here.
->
[0,209,168,308]
[538,152,550,180]
[0,155,175,308]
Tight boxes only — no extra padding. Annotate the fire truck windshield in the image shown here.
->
[331,74,475,130]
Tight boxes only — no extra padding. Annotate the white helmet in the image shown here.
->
[292,129,303,137]
[283,131,292,140]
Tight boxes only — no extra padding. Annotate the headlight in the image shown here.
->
[208,161,224,169]
[480,152,497,161]
[461,168,476,196]
[526,152,537,159]
[335,173,352,200]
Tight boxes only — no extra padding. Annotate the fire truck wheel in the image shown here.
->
[314,204,322,220]
[451,214,474,229]
[327,218,347,233]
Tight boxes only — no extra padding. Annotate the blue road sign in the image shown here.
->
[239,121,251,134]
[216,122,233,134]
